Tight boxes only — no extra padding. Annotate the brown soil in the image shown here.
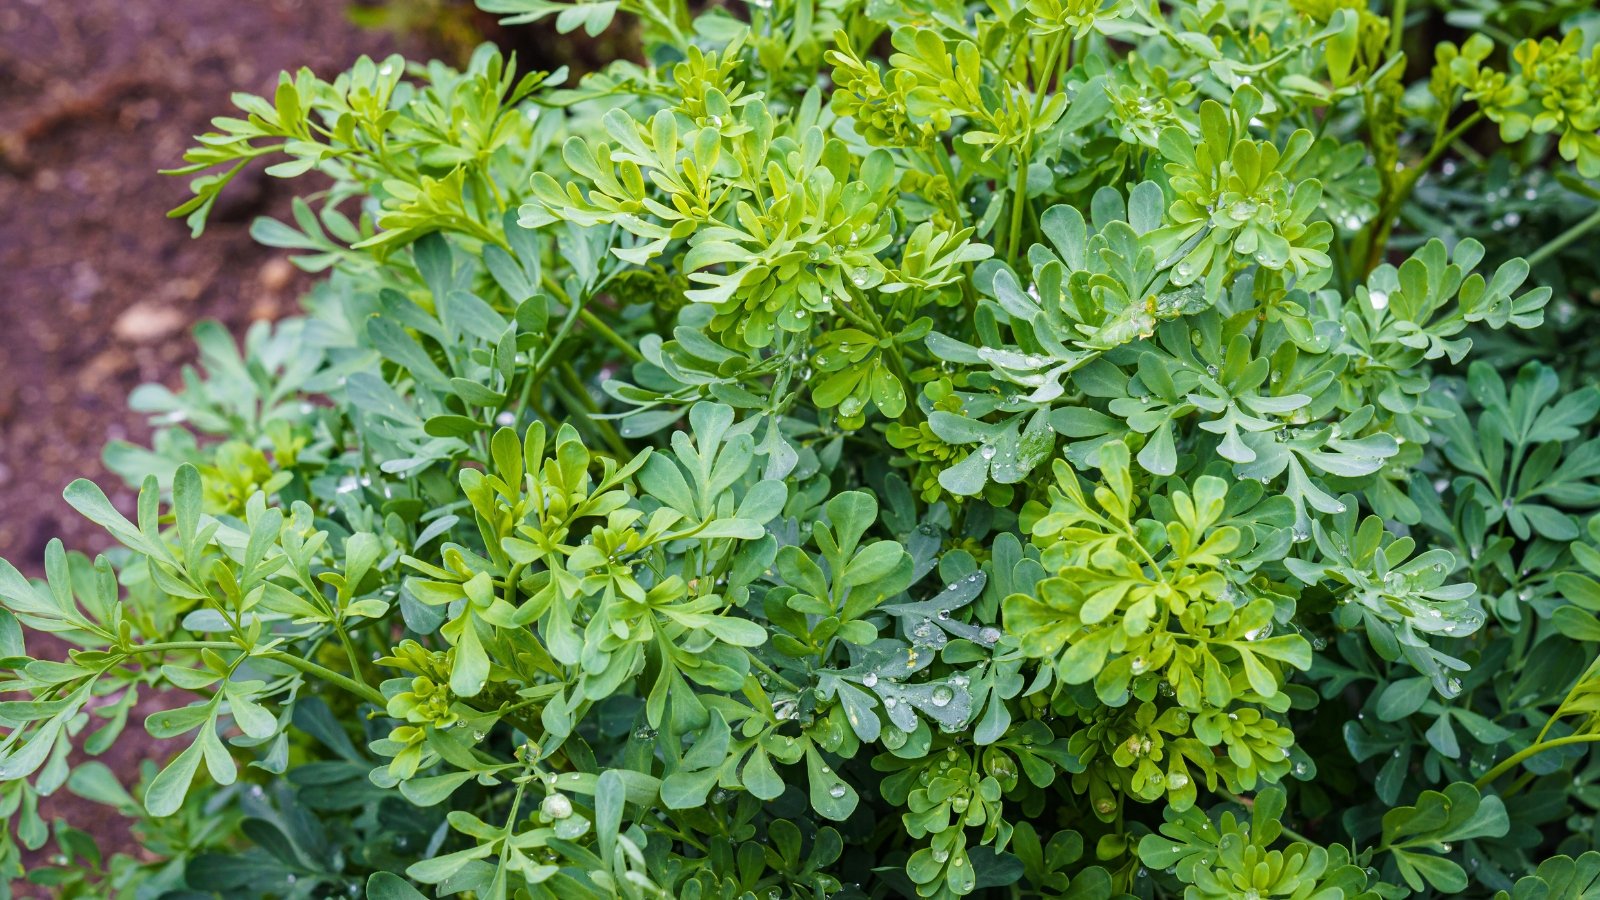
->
[0,0,418,570]
[0,0,414,886]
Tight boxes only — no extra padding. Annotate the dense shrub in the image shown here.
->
[6,0,1600,896]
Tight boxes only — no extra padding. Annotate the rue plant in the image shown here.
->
[5,0,1600,897]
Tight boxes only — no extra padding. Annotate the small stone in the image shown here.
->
[113,303,187,343]
[259,257,296,294]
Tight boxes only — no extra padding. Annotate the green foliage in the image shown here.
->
[5,0,1600,897]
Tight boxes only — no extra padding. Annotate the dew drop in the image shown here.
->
[541,793,573,820]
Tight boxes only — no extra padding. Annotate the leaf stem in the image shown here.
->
[747,653,799,692]
[1475,732,1600,791]
[1360,109,1484,273]
[578,308,646,364]
[1538,656,1600,745]
[1006,140,1032,263]
[127,641,386,707]
[1526,205,1600,268]
[527,278,591,392]
[1387,0,1407,60]
[489,760,533,887]
[334,621,368,688]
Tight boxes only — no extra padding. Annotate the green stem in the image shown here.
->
[1032,33,1068,118]
[490,764,533,886]
[1006,139,1032,263]
[1526,205,1600,268]
[457,214,512,252]
[1387,0,1407,59]
[1004,30,1069,264]
[833,291,880,334]
[748,654,800,692]
[504,563,526,608]
[334,622,368,689]
[1475,732,1600,791]
[1526,653,1600,750]
[577,308,646,364]
[527,282,589,392]
[1360,110,1484,273]
[1419,111,1484,183]
[128,641,386,707]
